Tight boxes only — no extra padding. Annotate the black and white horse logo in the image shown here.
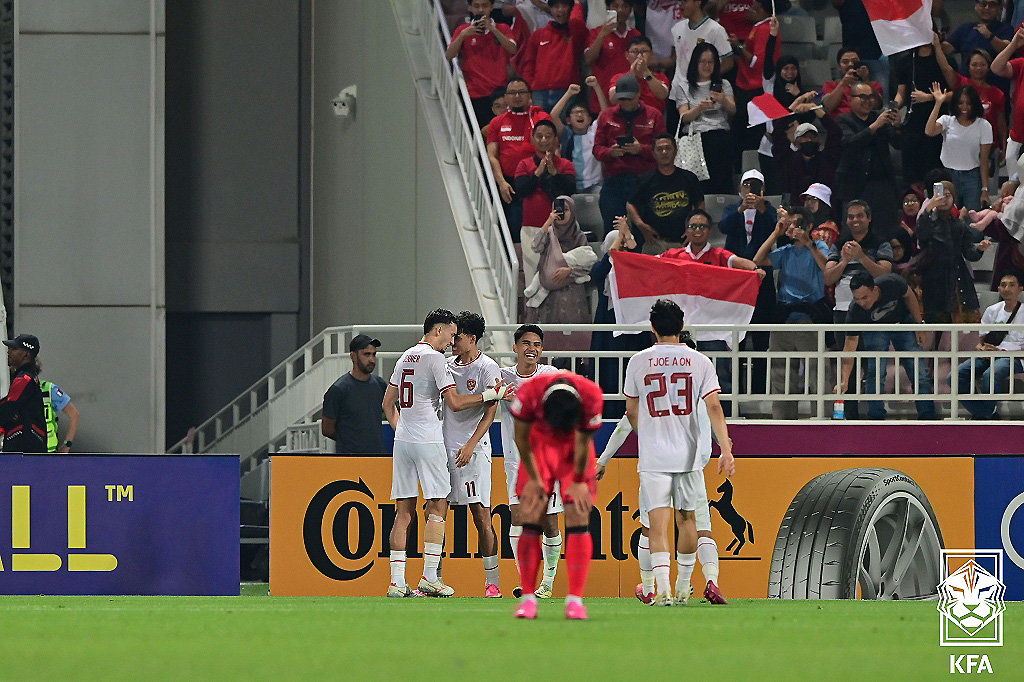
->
[709,479,754,555]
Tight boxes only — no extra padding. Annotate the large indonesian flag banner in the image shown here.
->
[608,250,760,344]
[863,0,933,56]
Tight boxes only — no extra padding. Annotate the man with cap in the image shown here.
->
[0,334,46,453]
[321,334,388,454]
[593,72,666,238]
[771,110,843,211]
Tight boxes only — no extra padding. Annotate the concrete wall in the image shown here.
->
[14,0,165,452]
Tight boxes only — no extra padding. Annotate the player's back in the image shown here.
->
[624,344,719,473]
[443,353,501,449]
[389,342,455,443]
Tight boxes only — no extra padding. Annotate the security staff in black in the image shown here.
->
[0,334,47,453]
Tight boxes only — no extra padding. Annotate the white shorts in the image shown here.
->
[504,455,564,513]
[639,469,705,513]
[391,440,451,500]
[637,481,712,532]
[447,445,492,507]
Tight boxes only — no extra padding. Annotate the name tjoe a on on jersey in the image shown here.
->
[647,355,692,367]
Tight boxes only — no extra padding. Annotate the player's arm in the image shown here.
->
[382,384,400,432]
[56,402,79,453]
[596,414,632,480]
[455,400,498,467]
[703,392,735,477]
[442,380,509,412]
[566,428,596,514]
[513,416,547,518]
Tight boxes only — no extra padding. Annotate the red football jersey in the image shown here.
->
[452,21,516,98]
[509,371,603,451]
[491,107,554,178]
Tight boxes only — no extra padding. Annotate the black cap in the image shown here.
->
[615,73,640,100]
[3,333,40,357]
[349,334,381,352]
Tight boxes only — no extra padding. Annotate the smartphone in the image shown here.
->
[933,182,945,198]
[745,178,764,195]
[553,197,567,217]
[606,8,617,22]
[811,90,824,103]
[710,82,723,93]
[616,135,633,146]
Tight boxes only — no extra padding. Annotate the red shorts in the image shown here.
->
[514,438,597,504]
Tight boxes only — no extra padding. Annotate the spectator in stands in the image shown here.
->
[837,271,936,420]
[551,79,606,194]
[625,132,705,254]
[821,46,884,118]
[639,0,685,72]
[728,0,782,160]
[947,50,1007,173]
[835,82,899,236]
[890,33,959,189]
[706,0,753,45]
[39,374,79,453]
[954,271,1024,419]
[608,36,671,115]
[771,108,843,209]
[803,183,840,247]
[672,42,736,194]
[915,180,991,324]
[486,77,554,241]
[515,119,577,303]
[898,187,922,244]
[759,17,806,192]
[321,335,387,454]
[972,187,1024,291]
[446,1,519,127]
[669,0,735,122]
[0,334,46,453]
[831,0,888,97]
[520,0,588,111]
[753,209,831,419]
[990,26,1024,179]
[941,0,1012,90]
[925,84,993,212]
[593,73,666,238]
[583,0,639,113]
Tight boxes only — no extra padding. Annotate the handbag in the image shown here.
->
[674,117,710,181]
[982,301,1021,346]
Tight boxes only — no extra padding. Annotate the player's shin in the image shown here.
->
[423,514,446,583]
[675,551,696,598]
[697,535,720,583]
[517,524,543,597]
[637,533,655,594]
[390,551,406,586]
[564,526,591,599]
[542,532,562,586]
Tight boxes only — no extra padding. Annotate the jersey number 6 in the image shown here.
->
[643,372,693,417]
[399,369,415,408]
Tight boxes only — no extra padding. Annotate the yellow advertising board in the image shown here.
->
[269,454,973,597]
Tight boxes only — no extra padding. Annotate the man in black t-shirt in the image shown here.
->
[321,334,388,453]
[625,133,704,255]
[836,272,935,420]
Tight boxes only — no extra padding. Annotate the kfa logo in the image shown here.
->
[1,485,118,572]
[937,550,1005,647]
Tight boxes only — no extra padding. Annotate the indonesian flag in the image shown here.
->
[608,251,761,345]
[746,93,791,128]
[863,0,933,56]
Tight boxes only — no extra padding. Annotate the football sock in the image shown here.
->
[483,554,500,586]
[390,550,406,586]
[517,525,543,596]
[676,551,696,595]
[542,532,562,583]
[638,534,654,593]
[509,524,523,568]
[651,551,671,595]
[697,536,720,583]
[565,595,582,607]
[565,526,591,598]
[423,542,443,583]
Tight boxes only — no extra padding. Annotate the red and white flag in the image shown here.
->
[863,0,933,56]
[746,93,791,128]
[608,251,761,345]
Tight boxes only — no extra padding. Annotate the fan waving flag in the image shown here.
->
[863,0,933,56]
[746,93,791,128]
[608,250,761,345]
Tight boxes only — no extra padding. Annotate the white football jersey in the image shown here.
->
[389,342,455,443]
[442,352,502,451]
[624,343,720,473]
[499,363,559,465]
[669,16,733,96]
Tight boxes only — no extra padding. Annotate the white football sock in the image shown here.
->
[423,542,443,582]
[565,595,582,606]
[638,535,654,593]
[483,553,499,586]
[509,524,522,568]
[675,551,696,595]
[651,551,671,595]
[390,550,406,586]
[697,536,719,583]
[542,533,562,583]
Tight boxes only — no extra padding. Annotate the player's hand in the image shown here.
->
[455,444,473,467]
[595,464,606,481]
[717,450,735,477]
[498,178,514,203]
[501,385,516,402]
[565,482,593,514]
[482,379,510,402]
[520,479,547,518]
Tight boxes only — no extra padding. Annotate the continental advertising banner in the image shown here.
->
[0,455,239,595]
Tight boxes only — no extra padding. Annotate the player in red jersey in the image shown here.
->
[509,370,602,620]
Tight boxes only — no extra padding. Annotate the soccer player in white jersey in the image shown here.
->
[499,324,563,599]
[597,333,726,605]
[623,300,735,606]
[383,308,510,598]
[443,311,504,597]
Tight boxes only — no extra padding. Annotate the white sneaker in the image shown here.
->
[418,576,455,597]
[654,591,672,606]
[536,581,553,599]
[386,583,421,598]
[674,582,692,605]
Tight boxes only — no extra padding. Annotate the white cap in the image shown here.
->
[794,122,819,139]
[740,168,765,185]
[802,182,832,207]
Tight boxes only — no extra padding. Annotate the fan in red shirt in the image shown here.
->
[609,36,671,114]
[519,0,588,110]
[659,208,764,276]
[446,0,518,127]
[509,370,602,621]
[583,0,639,113]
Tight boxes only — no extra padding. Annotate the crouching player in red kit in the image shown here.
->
[510,371,602,620]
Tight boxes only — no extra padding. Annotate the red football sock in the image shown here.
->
[517,527,542,595]
[565,528,592,597]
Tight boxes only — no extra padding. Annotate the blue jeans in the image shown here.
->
[532,88,568,112]
[860,330,935,419]
[949,167,983,212]
[599,173,638,241]
[955,356,1024,418]
[697,339,732,417]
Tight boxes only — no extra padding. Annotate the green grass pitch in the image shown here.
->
[0,585,1019,680]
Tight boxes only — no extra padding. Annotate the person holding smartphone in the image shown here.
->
[445,0,519,127]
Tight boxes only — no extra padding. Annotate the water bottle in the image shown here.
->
[832,399,845,420]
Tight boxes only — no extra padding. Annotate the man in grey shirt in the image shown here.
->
[321,334,387,453]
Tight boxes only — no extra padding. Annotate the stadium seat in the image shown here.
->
[977,288,1000,310]
[764,194,783,209]
[573,192,604,241]
[779,15,817,43]
[741,149,761,173]
[800,59,832,92]
[704,193,739,225]
[822,16,841,44]
[782,42,817,62]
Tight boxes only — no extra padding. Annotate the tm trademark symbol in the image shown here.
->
[105,485,134,502]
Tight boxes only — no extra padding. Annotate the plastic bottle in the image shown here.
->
[833,399,845,420]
